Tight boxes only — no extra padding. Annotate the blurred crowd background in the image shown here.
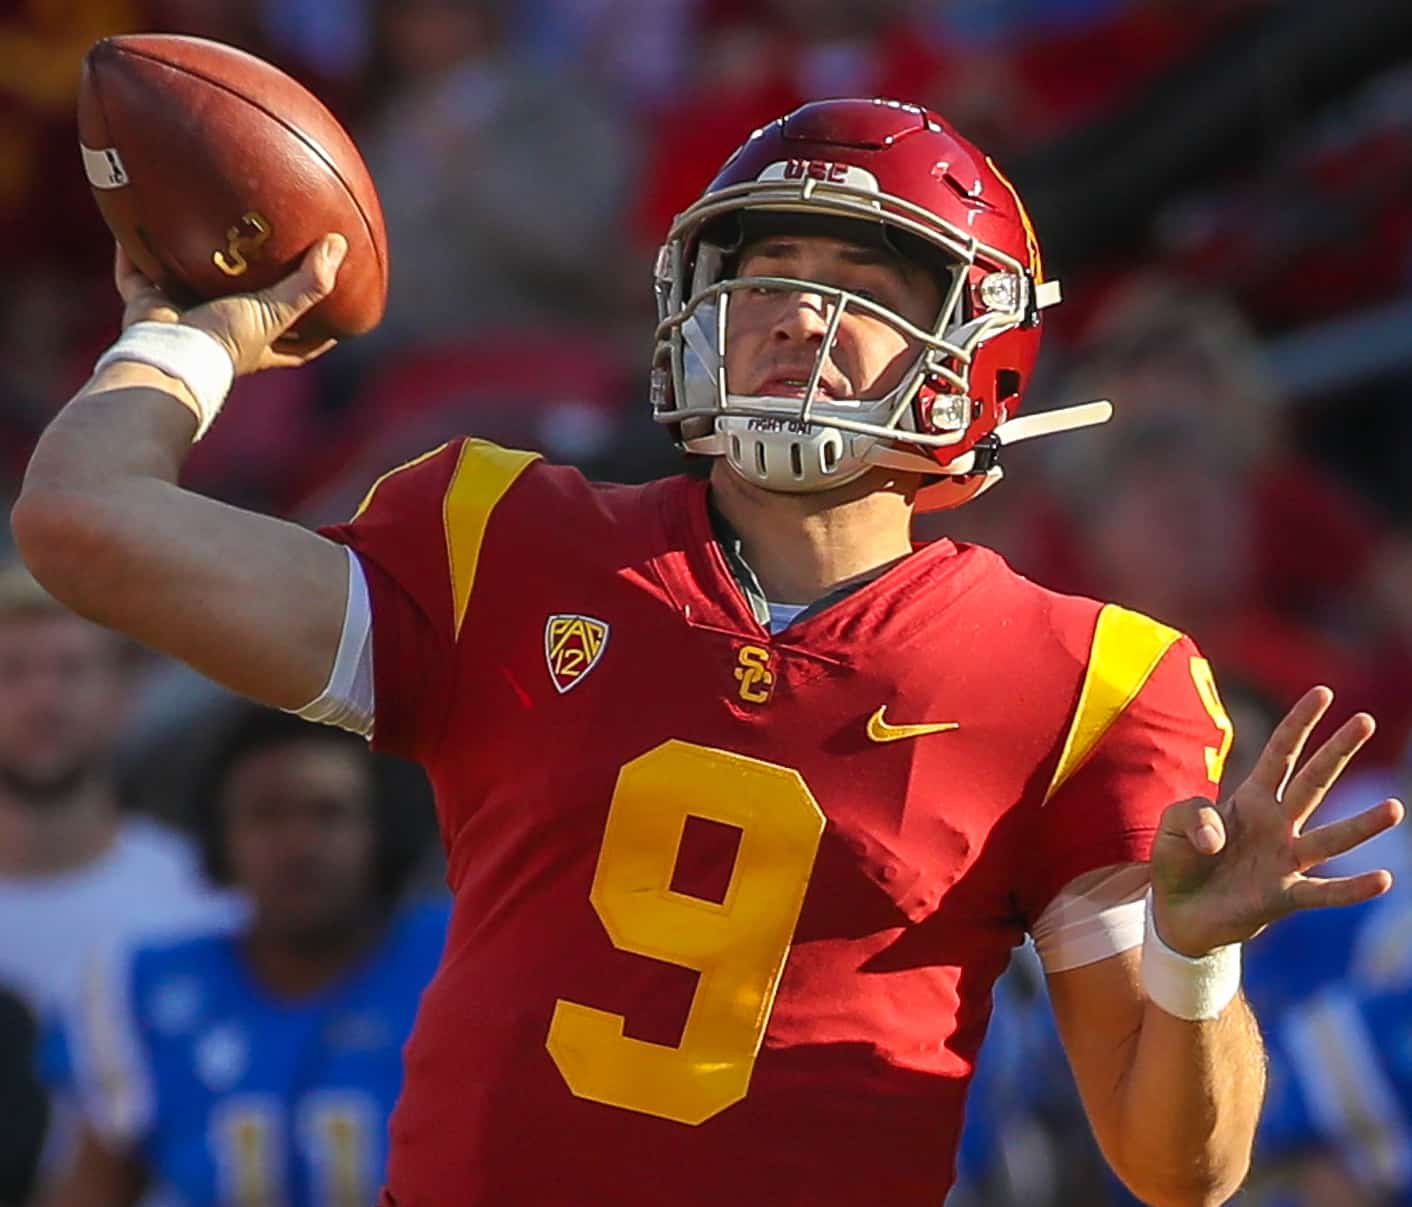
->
[1,0,1410,1204]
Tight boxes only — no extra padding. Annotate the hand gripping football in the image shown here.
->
[77,34,388,345]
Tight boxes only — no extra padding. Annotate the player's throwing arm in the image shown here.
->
[15,36,386,712]
[14,238,354,710]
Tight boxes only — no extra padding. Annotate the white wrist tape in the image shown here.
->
[1140,890,1241,1021]
[92,321,235,441]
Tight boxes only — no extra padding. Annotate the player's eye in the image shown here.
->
[749,284,773,297]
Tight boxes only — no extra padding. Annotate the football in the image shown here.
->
[77,34,388,345]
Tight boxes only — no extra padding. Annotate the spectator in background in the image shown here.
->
[49,707,448,1207]
[356,0,638,344]
[0,559,236,1030]
[1055,275,1380,622]
[0,560,238,1189]
[1047,276,1409,753]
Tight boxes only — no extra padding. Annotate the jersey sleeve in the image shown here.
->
[1017,605,1232,929]
[318,439,540,761]
[65,946,155,1153]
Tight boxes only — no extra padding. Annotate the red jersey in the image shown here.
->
[323,438,1228,1206]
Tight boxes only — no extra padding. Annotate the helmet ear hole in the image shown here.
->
[996,370,1021,402]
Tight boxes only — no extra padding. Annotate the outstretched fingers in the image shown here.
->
[1282,711,1377,825]
[1286,868,1394,913]
[1295,798,1405,869]
[1247,687,1332,799]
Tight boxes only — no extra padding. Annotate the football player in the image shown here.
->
[16,99,1404,1206]
[46,707,447,1207]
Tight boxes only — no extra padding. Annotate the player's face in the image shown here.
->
[222,740,378,941]
[723,234,942,403]
[0,614,126,804]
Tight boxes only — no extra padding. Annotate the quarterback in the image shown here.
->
[15,100,1404,1205]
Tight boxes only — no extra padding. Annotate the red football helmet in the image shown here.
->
[651,98,1109,510]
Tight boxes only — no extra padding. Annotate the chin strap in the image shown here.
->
[863,398,1114,479]
[934,399,1113,476]
[996,398,1112,446]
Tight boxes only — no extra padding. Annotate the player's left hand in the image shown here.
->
[1150,686,1405,958]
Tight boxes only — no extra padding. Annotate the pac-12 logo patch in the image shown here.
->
[544,614,610,693]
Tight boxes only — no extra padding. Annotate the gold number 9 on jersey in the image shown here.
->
[1189,656,1234,785]
[546,740,825,1125]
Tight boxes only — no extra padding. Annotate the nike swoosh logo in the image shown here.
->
[866,706,960,743]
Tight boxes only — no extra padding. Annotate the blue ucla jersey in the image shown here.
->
[1260,982,1412,1204]
[69,900,448,1207]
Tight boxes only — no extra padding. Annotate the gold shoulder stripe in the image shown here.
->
[1043,604,1181,804]
[443,440,540,639]
[351,443,450,521]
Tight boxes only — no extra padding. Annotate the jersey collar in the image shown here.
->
[705,493,900,630]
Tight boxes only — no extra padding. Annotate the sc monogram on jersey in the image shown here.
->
[545,614,610,693]
[734,645,775,704]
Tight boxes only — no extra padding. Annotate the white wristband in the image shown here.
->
[1140,890,1241,1021]
[92,321,235,441]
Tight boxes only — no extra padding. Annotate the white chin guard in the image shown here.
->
[687,413,875,493]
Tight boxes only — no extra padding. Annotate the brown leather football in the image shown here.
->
[77,34,388,345]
